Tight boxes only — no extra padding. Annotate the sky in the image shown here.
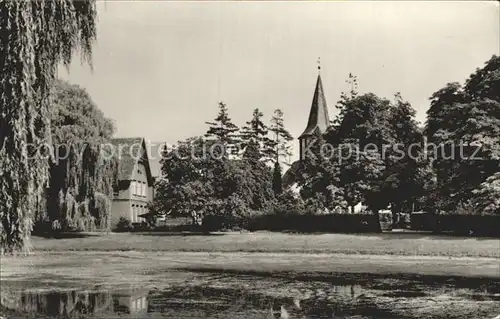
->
[59,1,499,164]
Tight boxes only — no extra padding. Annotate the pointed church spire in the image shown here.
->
[299,66,330,139]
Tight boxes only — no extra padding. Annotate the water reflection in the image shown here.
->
[114,289,149,314]
[1,274,499,319]
[0,283,382,318]
[1,288,149,317]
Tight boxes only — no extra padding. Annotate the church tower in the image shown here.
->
[298,63,330,161]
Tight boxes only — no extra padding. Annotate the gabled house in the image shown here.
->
[111,137,154,226]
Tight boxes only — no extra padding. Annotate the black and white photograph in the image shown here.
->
[0,1,499,318]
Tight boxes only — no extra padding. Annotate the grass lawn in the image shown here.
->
[30,231,500,258]
[2,251,500,284]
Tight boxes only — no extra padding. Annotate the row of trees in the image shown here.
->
[154,56,500,230]
[153,104,295,227]
[204,103,294,165]
[153,87,425,230]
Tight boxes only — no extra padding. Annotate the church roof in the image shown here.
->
[299,74,330,138]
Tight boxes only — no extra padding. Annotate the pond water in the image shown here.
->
[1,271,499,318]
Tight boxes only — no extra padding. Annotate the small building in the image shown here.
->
[111,137,154,226]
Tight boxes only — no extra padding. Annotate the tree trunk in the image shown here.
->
[373,208,382,233]
[391,204,400,229]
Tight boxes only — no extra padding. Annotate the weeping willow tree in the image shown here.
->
[44,80,117,233]
[0,1,97,254]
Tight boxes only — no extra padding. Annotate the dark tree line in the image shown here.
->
[153,103,294,227]
[154,55,500,231]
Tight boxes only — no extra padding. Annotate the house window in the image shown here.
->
[142,182,147,197]
[133,181,143,197]
[130,181,135,195]
[131,181,143,197]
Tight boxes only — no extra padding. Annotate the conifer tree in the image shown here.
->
[272,162,283,195]
[240,108,274,162]
[205,102,240,158]
[268,109,293,165]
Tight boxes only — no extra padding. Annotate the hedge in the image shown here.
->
[410,212,438,231]
[410,212,500,236]
[438,214,500,236]
[203,213,383,233]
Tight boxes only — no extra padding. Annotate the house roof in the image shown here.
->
[299,74,330,139]
[148,142,167,178]
[110,137,153,184]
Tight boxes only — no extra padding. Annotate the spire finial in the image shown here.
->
[317,57,321,73]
